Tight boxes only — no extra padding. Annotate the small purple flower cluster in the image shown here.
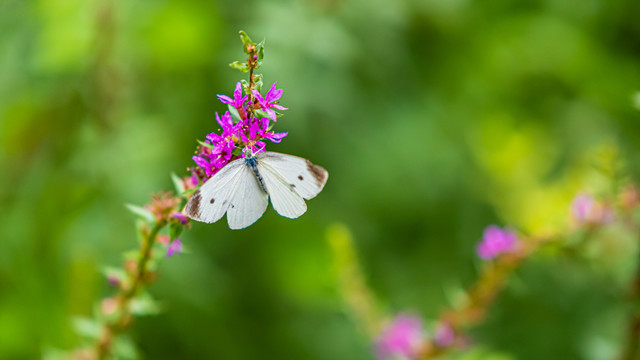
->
[374,315,466,359]
[375,315,424,360]
[191,82,288,181]
[571,192,614,225]
[476,225,518,260]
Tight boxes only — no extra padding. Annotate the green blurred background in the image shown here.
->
[2,0,640,359]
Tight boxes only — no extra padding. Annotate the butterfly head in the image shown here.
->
[243,147,256,159]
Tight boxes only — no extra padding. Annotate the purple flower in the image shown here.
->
[237,117,289,155]
[239,121,267,155]
[207,111,240,142]
[217,82,248,116]
[166,238,183,257]
[192,154,216,177]
[251,82,288,121]
[434,322,455,347]
[258,117,288,143]
[476,225,518,260]
[172,212,189,225]
[194,112,239,178]
[374,315,424,360]
[572,193,594,224]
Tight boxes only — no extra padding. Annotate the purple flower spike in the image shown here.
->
[476,225,518,260]
[374,315,424,360]
[166,238,183,257]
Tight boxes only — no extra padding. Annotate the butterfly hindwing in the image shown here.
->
[259,165,307,219]
[226,164,269,229]
[185,158,245,223]
[257,152,328,200]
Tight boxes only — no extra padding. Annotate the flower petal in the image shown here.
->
[217,94,233,105]
[192,156,210,169]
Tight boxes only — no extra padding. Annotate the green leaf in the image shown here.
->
[197,139,213,148]
[123,250,139,261]
[171,172,185,194]
[229,60,249,73]
[255,109,269,118]
[112,335,140,360]
[125,204,155,223]
[170,222,183,241]
[442,280,469,308]
[255,39,265,68]
[130,292,162,316]
[183,188,197,196]
[72,317,101,340]
[238,30,256,54]
[228,104,242,123]
[135,219,148,244]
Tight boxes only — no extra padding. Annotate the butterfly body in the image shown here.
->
[185,151,328,230]
[244,155,268,194]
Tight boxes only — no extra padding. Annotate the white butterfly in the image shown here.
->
[185,149,329,229]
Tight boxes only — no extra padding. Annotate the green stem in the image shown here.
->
[419,235,552,359]
[96,221,164,360]
[126,221,164,298]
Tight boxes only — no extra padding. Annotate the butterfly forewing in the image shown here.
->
[185,159,245,223]
[257,152,328,200]
[226,165,269,229]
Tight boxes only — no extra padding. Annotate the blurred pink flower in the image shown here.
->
[375,314,424,360]
[571,193,615,225]
[572,193,595,223]
[101,298,118,316]
[166,239,183,257]
[622,186,640,211]
[477,225,518,260]
[434,322,455,347]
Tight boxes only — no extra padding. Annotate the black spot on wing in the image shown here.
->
[298,175,304,180]
[186,190,202,219]
[210,198,215,204]
[305,159,328,186]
